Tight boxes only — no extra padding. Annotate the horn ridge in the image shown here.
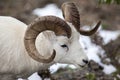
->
[62,2,80,31]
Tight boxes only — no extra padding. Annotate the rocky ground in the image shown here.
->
[51,60,113,80]
[0,0,120,80]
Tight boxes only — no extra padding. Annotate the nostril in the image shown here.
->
[83,59,89,64]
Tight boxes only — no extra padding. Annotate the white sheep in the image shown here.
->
[0,2,100,80]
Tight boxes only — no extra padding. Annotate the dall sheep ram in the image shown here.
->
[0,2,101,80]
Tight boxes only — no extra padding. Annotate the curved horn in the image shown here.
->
[62,2,101,36]
[79,21,101,36]
[24,16,71,63]
[62,2,80,30]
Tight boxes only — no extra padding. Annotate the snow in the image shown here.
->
[33,4,63,19]
[18,73,41,80]
[99,30,120,44]
[101,64,117,74]
[18,3,120,80]
[50,63,77,74]
[49,63,68,73]
[28,72,42,80]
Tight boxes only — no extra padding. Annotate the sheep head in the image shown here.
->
[24,16,71,63]
[24,2,101,68]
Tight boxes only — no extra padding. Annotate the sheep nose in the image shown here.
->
[83,59,89,64]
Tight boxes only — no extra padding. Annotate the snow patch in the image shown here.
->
[49,63,68,73]
[33,4,63,19]
[101,64,117,74]
[49,63,76,74]
[28,72,42,80]
[99,30,120,44]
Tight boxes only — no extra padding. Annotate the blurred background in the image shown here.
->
[0,0,119,30]
[0,0,120,80]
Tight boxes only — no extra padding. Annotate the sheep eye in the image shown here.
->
[61,44,67,48]
[61,44,69,51]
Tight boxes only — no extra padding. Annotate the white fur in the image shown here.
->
[0,16,88,78]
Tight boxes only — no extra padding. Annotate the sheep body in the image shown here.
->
[0,15,90,79]
[0,2,94,79]
[0,16,52,78]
